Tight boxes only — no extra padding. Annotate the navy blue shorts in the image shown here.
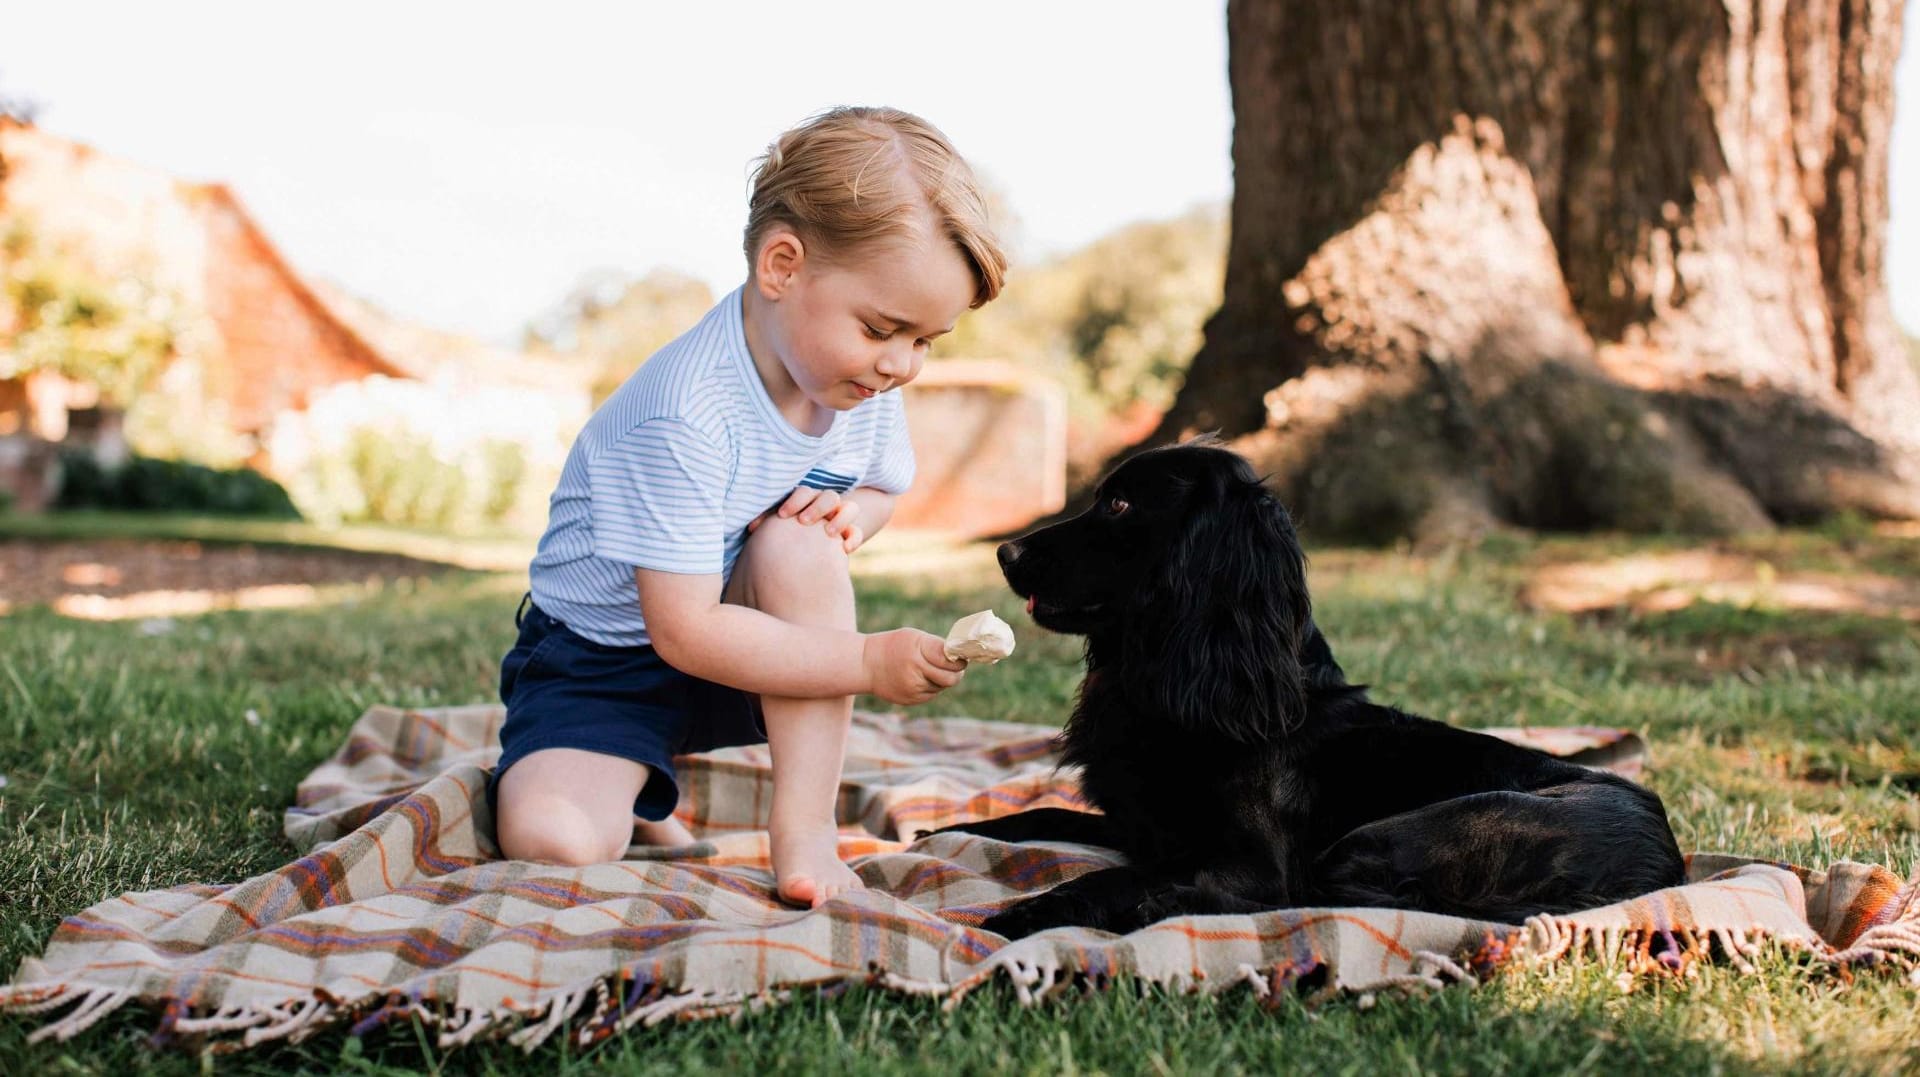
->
[490,596,765,821]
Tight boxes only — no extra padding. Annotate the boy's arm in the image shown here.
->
[635,568,959,702]
[846,487,896,544]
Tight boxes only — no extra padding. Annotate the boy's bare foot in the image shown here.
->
[770,821,863,908]
[632,816,698,848]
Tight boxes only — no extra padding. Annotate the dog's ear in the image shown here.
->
[1124,474,1311,742]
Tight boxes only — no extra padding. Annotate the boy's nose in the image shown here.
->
[875,344,917,380]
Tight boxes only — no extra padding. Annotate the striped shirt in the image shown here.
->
[527,287,915,646]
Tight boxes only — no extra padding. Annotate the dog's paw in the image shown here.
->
[979,900,1055,940]
[910,821,984,842]
[912,817,1026,843]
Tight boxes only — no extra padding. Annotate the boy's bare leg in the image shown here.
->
[496,748,655,865]
[634,815,696,847]
[726,514,863,908]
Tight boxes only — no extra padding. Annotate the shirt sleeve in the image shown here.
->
[862,393,917,495]
[585,418,730,573]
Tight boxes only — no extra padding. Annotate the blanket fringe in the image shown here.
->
[12,894,1918,1053]
[26,988,135,1044]
[172,1003,272,1035]
[243,997,331,1047]
[3,985,84,1016]
[507,985,592,1051]
[1509,914,1898,986]
[610,988,752,1035]
[1827,921,1920,969]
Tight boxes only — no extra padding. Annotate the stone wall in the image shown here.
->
[892,360,1066,537]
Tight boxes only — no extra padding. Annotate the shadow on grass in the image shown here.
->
[11,961,1917,1075]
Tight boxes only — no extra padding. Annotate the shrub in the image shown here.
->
[938,205,1226,416]
[267,376,578,531]
[54,451,301,518]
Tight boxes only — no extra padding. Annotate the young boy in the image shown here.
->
[493,107,1008,908]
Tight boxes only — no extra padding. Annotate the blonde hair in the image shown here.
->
[745,106,1007,307]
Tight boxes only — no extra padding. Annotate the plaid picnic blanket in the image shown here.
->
[5,705,1917,1051]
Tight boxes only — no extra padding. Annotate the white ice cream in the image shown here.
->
[942,610,1016,664]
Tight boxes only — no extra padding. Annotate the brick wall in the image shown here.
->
[0,121,401,438]
[892,360,1066,536]
[192,187,401,432]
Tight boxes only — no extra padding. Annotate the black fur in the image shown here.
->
[932,442,1686,939]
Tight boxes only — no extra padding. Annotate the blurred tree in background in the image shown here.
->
[942,205,1225,417]
[1148,0,1919,543]
[524,268,713,404]
[1,224,177,406]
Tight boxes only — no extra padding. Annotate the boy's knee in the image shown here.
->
[496,796,628,866]
[742,514,850,583]
[503,828,618,867]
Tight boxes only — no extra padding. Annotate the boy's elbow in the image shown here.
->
[647,621,693,669]
[644,607,710,673]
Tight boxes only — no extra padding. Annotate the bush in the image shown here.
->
[54,452,301,518]
[267,376,574,531]
[939,205,1226,415]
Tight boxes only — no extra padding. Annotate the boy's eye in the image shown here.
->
[863,323,891,341]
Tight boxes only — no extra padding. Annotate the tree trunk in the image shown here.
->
[1153,0,1916,541]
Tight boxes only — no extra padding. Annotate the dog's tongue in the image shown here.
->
[1026,595,1037,615]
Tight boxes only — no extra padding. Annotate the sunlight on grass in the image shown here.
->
[2,523,1916,1072]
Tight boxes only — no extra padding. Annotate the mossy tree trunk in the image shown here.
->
[1152,0,1916,541]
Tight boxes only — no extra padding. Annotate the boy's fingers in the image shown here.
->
[798,490,839,525]
[928,649,969,674]
[841,525,863,552]
[777,488,813,518]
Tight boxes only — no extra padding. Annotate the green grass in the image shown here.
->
[0,509,538,571]
[3,526,1919,1073]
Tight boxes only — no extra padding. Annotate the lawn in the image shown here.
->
[2,518,1918,1074]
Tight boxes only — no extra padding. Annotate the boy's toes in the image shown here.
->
[776,874,820,908]
[815,869,866,906]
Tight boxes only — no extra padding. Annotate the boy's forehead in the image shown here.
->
[837,240,973,325]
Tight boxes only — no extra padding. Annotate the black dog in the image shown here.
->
[933,442,1685,939]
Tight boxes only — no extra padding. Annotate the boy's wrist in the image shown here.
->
[848,487,897,541]
[857,631,881,696]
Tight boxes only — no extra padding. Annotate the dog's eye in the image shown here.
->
[1105,497,1131,517]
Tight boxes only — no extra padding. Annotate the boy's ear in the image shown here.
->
[755,228,806,299]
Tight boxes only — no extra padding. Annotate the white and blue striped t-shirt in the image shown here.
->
[527,286,915,646]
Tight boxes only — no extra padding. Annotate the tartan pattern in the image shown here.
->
[5,705,1916,1051]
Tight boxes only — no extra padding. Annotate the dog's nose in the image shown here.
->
[996,541,1023,570]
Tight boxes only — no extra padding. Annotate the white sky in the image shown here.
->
[6,1,1918,344]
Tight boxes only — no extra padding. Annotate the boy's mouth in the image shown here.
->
[852,382,884,399]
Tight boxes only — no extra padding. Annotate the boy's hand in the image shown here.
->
[749,487,865,553]
[862,629,967,705]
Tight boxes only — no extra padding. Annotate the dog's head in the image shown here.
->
[998,441,1312,741]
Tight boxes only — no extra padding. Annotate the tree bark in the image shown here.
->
[1152,0,1916,541]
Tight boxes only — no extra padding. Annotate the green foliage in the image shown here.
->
[0,224,179,406]
[943,205,1225,413]
[346,428,469,529]
[270,377,551,533]
[52,451,300,518]
[318,428,528,531]
[525,269,715,405]
[121,359,256,470]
